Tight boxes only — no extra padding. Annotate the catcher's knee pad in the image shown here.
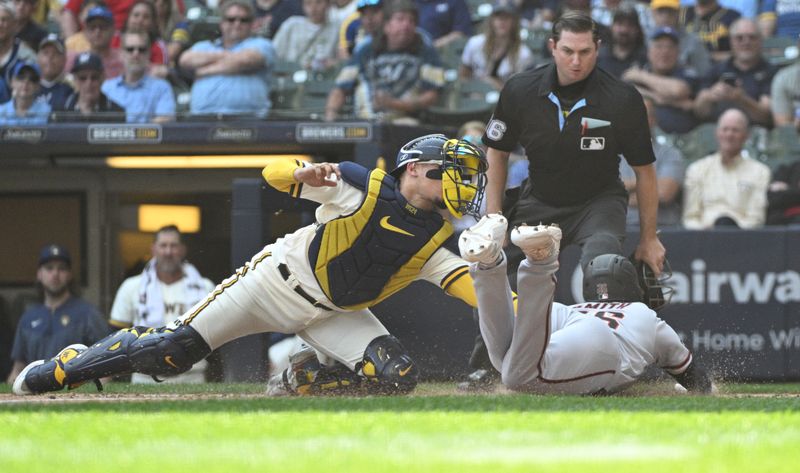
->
[127,325,211,377]
[358,335,418,394]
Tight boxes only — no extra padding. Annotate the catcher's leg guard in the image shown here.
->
[266,346,363,396]
[17,325,210,395]
[358,335,418,394]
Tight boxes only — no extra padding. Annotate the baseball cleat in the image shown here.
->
[510,223,562,262]
[459,213,507,266]
[12,344,88,395]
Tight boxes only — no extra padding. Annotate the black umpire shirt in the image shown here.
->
[483,62,656,206]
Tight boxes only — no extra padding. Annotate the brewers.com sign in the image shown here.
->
[87,124,162,144]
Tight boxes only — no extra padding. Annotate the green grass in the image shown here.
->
[1,382,799,473]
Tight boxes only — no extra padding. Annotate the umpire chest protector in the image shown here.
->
[308,162,454,310]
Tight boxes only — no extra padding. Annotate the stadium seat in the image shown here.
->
[767,125,800,161]
[673,123,718,162]
[762,36,799,67]
[423,78,498,127]
[436,36,469,70]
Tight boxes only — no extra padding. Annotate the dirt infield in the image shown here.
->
[1,383,797,404]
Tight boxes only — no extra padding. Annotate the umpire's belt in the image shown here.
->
[278,263,332,311]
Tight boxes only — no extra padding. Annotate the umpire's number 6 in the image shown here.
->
[486,119,507,141]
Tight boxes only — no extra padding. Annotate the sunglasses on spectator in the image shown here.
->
[75,73,102,83]
[732,34,759,41]
[224,16,252,23]
[124,46,149,54]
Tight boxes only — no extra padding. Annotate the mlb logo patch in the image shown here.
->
[581,137,605,150]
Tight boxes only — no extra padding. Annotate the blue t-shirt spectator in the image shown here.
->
[0,97,51,125]
[102,75,175,123]
[187,37,276,117]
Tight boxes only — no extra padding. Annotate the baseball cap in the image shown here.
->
[39,33,65,54]
[650,0,680,10]
[491,0,515,15]
[39,244,72,267]
[651,26,680,43]
[357,0,382,10]
[85,5,113,23]
[12,61,41,80]
[71,52,104,73]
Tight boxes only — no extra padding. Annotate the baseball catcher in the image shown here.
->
[13,134,487,396]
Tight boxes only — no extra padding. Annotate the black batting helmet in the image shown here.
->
[583,253,674,311]
[583,254,643,304]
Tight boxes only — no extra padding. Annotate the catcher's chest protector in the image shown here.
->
[308,166,453,310]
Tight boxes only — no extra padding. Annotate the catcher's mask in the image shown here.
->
[633,256,674,311]
[583,253,674,311]
[390,133,488,218]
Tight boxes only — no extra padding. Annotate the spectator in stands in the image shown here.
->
[592,0,653,32]
[0,0,36,96]
[13,0,46,51]
[154,0,189,69]
[56,51,125,121]
[37,34,74,110]
[338,0,384,60]
[109,225,214,384]
[767,158,800,224]
[770,36,800,127]
[597,5,647,79]
[253,0,303,39]
[758,0,800,39]
[459,1,534,90]
[683,108,770,229]
[649,0,711,78]
[64,0,106,53]
[678,0,741,62]
[111,0,170,77]
[329,0,356,24]
[325,0,444,123]
[179,0,276,117]
[414,0,472,48]
[102,30,175,122]
[66,6,125,79]
[61,0,133,36]
[693,18,777,127]
[272,0,340,72]
[0,61,50,124]
[5,244,107,385]
[623,26,700,133]
[620,96,685,227]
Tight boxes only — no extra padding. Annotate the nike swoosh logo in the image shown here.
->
[399,365,413,376]
[380,216,414,237]
[164,356,178,369]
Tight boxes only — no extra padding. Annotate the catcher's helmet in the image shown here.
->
[390,133,488,218]
[583,253,674,311]
[583,254,643,304]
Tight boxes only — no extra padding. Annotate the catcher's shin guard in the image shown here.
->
[358,335,418,394]
[18,325,211,395]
